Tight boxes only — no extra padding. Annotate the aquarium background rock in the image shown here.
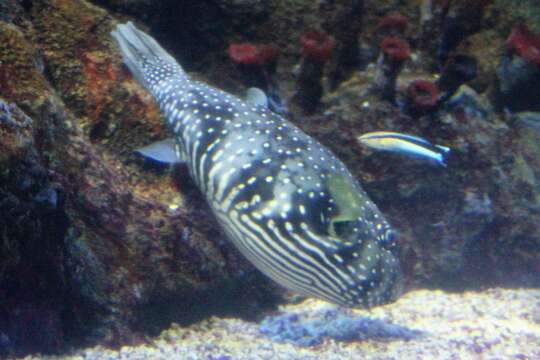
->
[0,0,539,357]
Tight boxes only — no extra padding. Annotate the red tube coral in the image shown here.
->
[506,24,540,67]
[495,23,540,112]
[375,13,408,35]
[406,80,439,115]
[227,43,280,66]
[381,36,411,62]
[228,43,259,64]
[373,36,411,102]
[291,31,335,113]
[300,31,336,60]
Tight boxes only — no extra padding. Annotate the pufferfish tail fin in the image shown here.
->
[111,21,187,93]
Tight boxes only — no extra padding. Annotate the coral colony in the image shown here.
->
[373,36,411,103]
[496,23,540,112]
[506,24,540,67]
[291,31,336,113]
[221,1,504,119]
[405,80,439,117]
[219,0,527,122]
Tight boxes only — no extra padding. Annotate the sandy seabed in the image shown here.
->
[20,288,540,360]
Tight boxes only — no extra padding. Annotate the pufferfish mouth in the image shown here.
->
[346,241,404,308]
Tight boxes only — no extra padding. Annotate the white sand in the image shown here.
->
[21,288,540,360]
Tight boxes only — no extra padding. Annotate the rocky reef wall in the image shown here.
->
[0,0,539,356]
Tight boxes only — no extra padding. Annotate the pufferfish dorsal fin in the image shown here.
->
[135,138,184,164]
[245,87,268,108]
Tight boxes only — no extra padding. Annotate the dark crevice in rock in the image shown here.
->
[131,275,282,337]
[0,144,72,356]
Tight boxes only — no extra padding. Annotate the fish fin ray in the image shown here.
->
[245,87,268,108]
[435,144,451,153]
[135,138,184,164]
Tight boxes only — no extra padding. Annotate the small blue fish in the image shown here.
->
[358,131,450,166]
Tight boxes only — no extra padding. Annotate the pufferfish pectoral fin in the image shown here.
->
[135,138,184,164]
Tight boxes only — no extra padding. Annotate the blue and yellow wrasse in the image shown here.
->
[358,131,450,166]
[111,22,403,308]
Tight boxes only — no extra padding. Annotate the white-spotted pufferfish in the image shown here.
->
[111,22,403,308]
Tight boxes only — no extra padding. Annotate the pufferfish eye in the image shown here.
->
[331,219,353,238]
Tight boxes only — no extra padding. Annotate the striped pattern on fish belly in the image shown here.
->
[111,22,403,308]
